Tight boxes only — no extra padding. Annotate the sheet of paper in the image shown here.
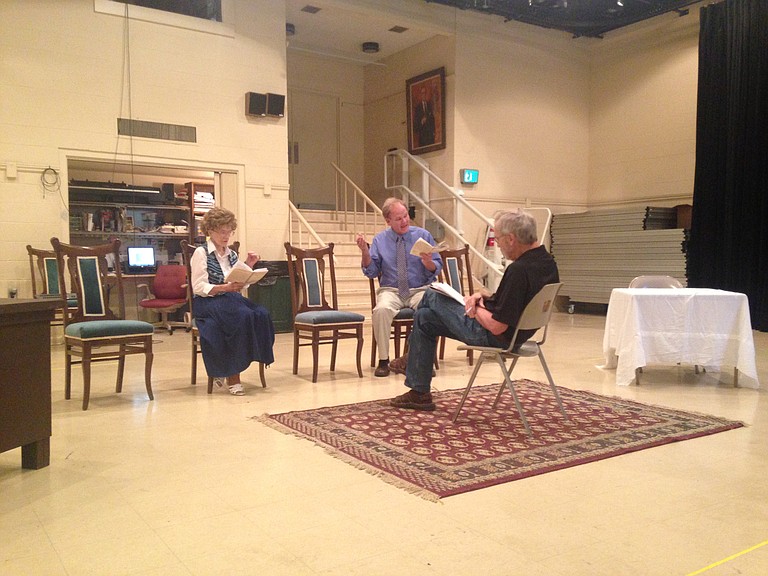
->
[430,281,465,306]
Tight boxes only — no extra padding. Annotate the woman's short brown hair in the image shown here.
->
[200,207,237,236]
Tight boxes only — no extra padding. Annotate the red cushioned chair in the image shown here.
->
[138,264,188,334]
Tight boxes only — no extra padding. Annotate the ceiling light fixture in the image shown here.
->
[617,0,624,6]
[362,41,379,54]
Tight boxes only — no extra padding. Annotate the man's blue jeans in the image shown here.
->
[405,289,505,393]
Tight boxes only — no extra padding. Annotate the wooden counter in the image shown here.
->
[0,298,57,469]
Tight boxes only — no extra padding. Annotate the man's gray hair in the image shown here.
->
[494,209,538,245]
[382,197,407,219]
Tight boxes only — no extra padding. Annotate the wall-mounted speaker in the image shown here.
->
[266,93,285,117]
[246,92,267,117]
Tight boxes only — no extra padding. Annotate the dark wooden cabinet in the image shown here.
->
[0,299,57,469]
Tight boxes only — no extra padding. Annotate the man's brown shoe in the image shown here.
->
[390,389,436,411]
[390,354,435,377]
[374,360,390,377]
[389,354,408,375]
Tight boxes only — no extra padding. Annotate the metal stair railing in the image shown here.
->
[384,149,504,280]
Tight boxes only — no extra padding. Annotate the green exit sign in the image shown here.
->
[460,169,479,184]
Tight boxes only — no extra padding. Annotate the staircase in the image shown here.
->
[290,209,386,321]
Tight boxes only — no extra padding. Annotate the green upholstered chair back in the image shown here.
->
[50,237,123,325]
[284,242,338,315]
[444,257,462,292]
[439,244,474,297]
[26,245,65,297]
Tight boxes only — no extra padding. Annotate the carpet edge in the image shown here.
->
[253,414,442,502]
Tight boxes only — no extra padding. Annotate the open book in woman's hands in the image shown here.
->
[430,282,465,306]
[225,267,268,285]
[409,238,447,256]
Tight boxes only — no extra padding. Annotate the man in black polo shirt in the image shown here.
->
[389,208,559,411]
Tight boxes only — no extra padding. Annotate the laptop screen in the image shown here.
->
[127,246,156,268]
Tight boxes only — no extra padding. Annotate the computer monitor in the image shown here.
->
[126,246,156,273]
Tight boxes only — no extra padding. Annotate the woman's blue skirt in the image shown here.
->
[193,292,275,378]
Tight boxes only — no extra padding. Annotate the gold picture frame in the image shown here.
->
[406,67,446,155]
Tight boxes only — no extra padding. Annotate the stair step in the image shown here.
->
[293,207,388,328]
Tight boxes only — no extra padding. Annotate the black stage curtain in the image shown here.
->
[688,0,768,331]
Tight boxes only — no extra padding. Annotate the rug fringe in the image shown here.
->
[254,414,441,502]
[564,388,749,428]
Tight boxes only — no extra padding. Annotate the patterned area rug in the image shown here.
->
[256,380,743,501]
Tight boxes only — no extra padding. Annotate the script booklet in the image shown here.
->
[225,267,268,285]
[409,238,447,256]
[430,282,466,306]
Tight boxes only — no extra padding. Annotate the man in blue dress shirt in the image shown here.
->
[357,197,442,376]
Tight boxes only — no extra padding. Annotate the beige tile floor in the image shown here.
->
[1,311,767,576]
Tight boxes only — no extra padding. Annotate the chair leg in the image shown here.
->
[64,344,72,400]
[439,335,446,360]
[452,355,486,422]
[492,357,518,408]
[467,349,474,366]
[495,356,531,435]
[81,350,92,411]
[116,344,126,393]
[330,330,338,372]
[370,327,377,368]
[292,329,299,375]
[403,326,411,354]
[191,339,197,386]
[538,351,566,418]
[207,376,213,394]
[312,333,319,383]
[355,326,364,378]
[144,338,154,401]
[259,362,267,387]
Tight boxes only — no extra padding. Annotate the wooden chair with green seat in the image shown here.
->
[26,244,78,326]
[180,240,265,393]
[50,237,154,410]
[368,275,414,369]
[285,242,365,383]
[437,243,475,367]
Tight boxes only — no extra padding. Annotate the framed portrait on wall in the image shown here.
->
[406,67,446,155]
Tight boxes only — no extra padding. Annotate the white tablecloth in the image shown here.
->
[602,288,759,387]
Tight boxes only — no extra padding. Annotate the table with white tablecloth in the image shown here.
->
[602,288,759,387]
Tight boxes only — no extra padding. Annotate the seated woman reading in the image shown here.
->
[190,207,275,395]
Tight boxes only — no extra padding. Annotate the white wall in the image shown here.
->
[588,8,701,208]
[1,0,707,300]
[452,20,591,252]
[0,0,289,299]
[364,34,455,208]
[286,50,366,204]
[363,12,590,257]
